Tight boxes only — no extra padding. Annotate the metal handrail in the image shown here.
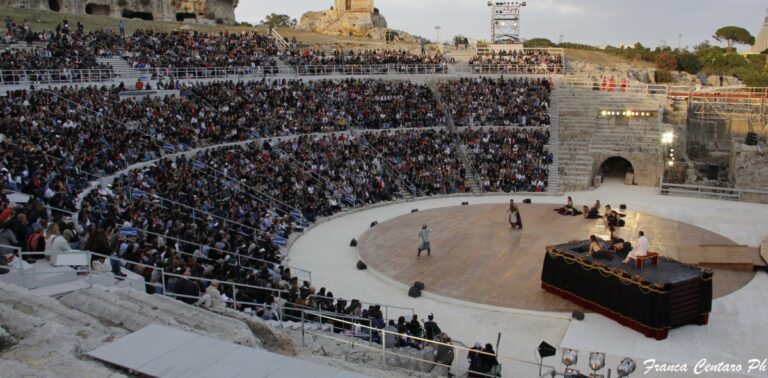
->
[0,68,117,85]
[659,179,768,203]
[307,294,415,321]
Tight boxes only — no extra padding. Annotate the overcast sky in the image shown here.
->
[236,0,767,49]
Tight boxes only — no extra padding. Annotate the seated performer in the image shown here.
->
[555,196,581,216]
[623,231,649,264]
[604,205,619,227]
[608,225,626,253]
[583,205,601,219]
[588,234,613,260]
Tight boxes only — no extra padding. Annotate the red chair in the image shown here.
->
[636,252,659,270]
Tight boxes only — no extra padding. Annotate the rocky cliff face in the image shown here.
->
[0,0,238,24]
[299,7,388,39]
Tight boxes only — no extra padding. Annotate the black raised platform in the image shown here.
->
[541,241,713,340]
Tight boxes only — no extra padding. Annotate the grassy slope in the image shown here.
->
[564,48,654,68]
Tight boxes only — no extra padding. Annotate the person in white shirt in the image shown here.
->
[417,224,431,258]
[623,231,649,264]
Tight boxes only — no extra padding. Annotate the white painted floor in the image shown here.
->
[287,181,768,377]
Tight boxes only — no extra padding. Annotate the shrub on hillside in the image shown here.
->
[654,70,674,83]
[676,53,702,74]
[655,52,678,71]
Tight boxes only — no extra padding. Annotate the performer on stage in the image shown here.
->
[608,225,626,253]
[554,196,581,216]
[417,224,431,258]
[507,199,523,229]
[588,234,614,260]
[623,231,649,264]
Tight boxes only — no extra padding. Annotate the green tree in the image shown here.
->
[524,38,554,47]
[655,52,678,71]
[676,53,702,74]
[713,26,755,53]
[264,13,292,28]
[654,70,674,83]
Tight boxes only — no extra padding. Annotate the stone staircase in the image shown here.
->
[558,86,667,191]
[274,59,295,76]
[97,56,140,80]
[547,85,561,193]
[427,82,482,194]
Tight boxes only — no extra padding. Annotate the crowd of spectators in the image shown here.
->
[2,18,116,83]
[123,30,278,73]
[469,49,563,74]
[464,128,551,192]
[439,77,552,127]
[282,48,448,74]
[364,129,468,195]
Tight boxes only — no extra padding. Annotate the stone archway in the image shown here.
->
[599,156,634,181]
[49,0,60,12]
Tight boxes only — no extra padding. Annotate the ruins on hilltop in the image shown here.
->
[299,0,388,39]
[0,0,238,24]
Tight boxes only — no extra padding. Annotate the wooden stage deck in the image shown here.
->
[359,203,756,312]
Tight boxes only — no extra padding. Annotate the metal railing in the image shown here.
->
[134,66,279,80]
[660,178,768,204]
[0,68,117,85]
[3,247,548,377]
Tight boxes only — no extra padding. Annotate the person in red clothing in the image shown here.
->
[601,77,607,91]
[608,76,616,92]
[621,78,628,92]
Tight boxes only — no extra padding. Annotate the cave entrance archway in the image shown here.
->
[176,12,196,21]
[121,10,154,21]
[599,156,634,180]
[48,0,60,12]
[85,3,111,15]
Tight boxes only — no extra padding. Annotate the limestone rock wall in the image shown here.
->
[731,145,768,194]
[0,0,237,24]
[299,1,388,39]
[558,85,667,190]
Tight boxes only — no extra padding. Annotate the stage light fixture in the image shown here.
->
[589,352,606,373]
[617,357,637,377]
[601,110,607,116]
[661,131,674,145]
[668,161,674,167]
[562,348,578,367]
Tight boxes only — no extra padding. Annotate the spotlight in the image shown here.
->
[601,110,607,116]
[589,352,606,373]
[562,348,578,367]
[537,341,557,376]
[668,161,674,167]
[661,131,674,145]
[617,358,637,377]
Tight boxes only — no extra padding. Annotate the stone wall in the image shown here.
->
[558,85,667,190]
[0,0,238,24]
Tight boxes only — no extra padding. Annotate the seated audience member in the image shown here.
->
[623,231,649,264]
[480,343,501,376]
[424,313,442,340]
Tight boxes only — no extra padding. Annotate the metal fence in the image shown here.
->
[660,179,768,204]
[0,69,117,85]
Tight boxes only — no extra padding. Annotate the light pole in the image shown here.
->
[435,26,442,53]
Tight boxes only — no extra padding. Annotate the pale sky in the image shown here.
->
[235,0,767,49]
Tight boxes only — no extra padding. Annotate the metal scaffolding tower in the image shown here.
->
[487,1,526,44]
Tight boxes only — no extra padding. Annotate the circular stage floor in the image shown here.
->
[359,203,755,312]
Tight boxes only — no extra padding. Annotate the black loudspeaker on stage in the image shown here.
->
[620,204,627,210]
[411,208,419,213]
[572,311,585,321]
[356,260,367,270]
[408,286,421,298]
[370,221,378,228]
[413,281,425,290]
[350,239,357,247]
[461,201,469,206]
[523,198,532,204]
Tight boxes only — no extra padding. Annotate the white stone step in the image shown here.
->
[29,279,91,297]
